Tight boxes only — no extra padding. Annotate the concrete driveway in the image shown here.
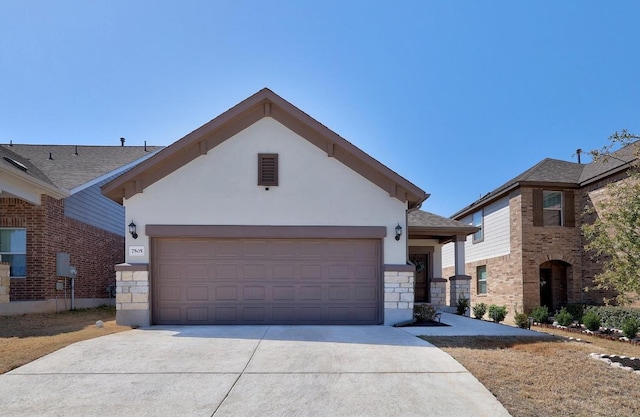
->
[0,326,510,417]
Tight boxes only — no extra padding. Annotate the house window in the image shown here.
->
[472,210,483,242]
[258,153,278,186]
[0,228,27,278]
[477,265,487,295]
[543,191,563,226]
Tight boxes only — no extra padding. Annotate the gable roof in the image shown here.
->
[451,142,638,219]
[2,144,164,191]
[102,88,429,208]
[408,210,478,237]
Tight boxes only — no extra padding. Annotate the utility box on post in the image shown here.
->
[56,253,71,277]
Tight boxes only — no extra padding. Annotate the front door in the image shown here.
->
[540,268,553,310]
[410,253,430,303]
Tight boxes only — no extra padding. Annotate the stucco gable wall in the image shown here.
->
[124,118,407,264]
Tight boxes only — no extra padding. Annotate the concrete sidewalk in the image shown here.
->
[399,312,550,337]
[0,325,511,417]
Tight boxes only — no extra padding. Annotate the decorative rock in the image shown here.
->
[95,320,104,328]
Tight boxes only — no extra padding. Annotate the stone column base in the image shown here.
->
[449,275,471,316]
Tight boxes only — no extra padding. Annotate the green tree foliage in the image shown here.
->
[582,130,640,304]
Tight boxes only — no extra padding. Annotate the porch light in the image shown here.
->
[395,223,402,241]
[129,221,138,239]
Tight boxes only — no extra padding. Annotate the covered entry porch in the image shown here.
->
[408,210,478,311]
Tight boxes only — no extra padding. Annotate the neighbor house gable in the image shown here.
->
[102,88,428,208]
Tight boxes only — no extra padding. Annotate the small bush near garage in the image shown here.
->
[413,304,438,322]
[582,309,601,331]
[621,317,640,339]
[555,308,573,326]
[488,305,507,323]
[531,306,550,324]
[472,302,487,319]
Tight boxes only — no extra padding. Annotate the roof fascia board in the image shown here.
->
[408,226,479,235]
[0,165,68,203]
[450,180,580,220]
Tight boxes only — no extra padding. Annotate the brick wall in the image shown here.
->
[519,187,582,311]
[1,195,124,301]
[578,171,628,304]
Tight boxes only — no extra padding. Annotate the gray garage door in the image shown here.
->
[152,238,381,325]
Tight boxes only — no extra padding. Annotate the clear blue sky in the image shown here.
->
[2,1,639,216]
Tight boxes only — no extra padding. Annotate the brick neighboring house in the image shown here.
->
[442,143,638,317]
[0,143,162,315]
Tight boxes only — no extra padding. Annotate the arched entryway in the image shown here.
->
[539,260,570,311]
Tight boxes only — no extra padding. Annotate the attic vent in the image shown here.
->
[3,156,28,171]
[258,153,278,186]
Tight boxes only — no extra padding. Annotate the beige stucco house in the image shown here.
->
[103,88,475,326]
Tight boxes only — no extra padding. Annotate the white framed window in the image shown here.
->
[477,265,487,295]
[0,228,27,278]
[472,210,483,243]
[543,191,563,226]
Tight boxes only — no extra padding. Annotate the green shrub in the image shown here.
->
[531,306,549,324]
[621,317,639,339]
[555,308,573,326]
[488,305,508,323]
[413,304,437,322]
[472,302,487,319]
[564,304,586,323]
[514,313,529,329]
[585,306,640,330]
[456,293,469,316]
[582,309,601,331]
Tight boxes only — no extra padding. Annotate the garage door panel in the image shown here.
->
[159,286,181,301]
[153,238,381,325]
[216,286,238,300]
[300,264,322,279]
[244,264,267,279]
[355,265,376,280]
[300,286,322,300]
[273,286,294,300]
[328,286,349,300]
[185,264,209,279]
[328,265,350,280]
[186,287,208,301]
[273,264,295,279]
[215,307,237,321]
[186,307,208,321]
[243,286,266,300]
[215,264,238,279]
[355,286,376,300]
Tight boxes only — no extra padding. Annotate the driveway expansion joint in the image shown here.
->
[210,325,270,417]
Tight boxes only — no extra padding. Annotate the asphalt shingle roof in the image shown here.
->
[451,142,638,219]
[1,144,163,190]
[0,146,55,186]
[409,210,474,229]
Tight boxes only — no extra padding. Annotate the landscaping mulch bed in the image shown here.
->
[399,320,450,327]
[590,353,640,372]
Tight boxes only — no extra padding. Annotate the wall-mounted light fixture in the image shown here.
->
[128,221,138,239]
[395,223,403,241]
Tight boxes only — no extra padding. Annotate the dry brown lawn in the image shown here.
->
[423,329,640,417]
[0,306,130,374]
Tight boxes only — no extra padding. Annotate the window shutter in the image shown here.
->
[563,190,575,227]
[532,189,543,226]
[258,154,278,186]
